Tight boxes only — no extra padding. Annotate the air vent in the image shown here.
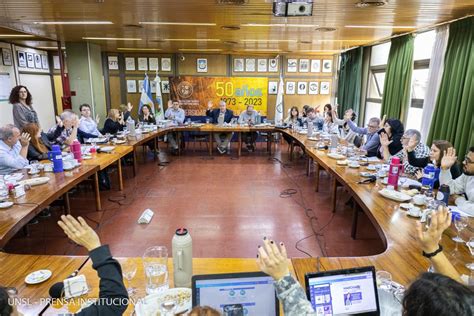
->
[124,24,143,29]
[355,1,388,8]
[223,40,239,45]
[299,40,312,44]
[315,27,337,32]
[221,25,241,31]
[216,0,248,4]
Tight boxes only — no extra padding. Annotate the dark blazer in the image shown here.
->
[27,132,53,161]
[103,118,124,135]
[139,114,156,125]
[77,129,100,144]
[206,109,234,124]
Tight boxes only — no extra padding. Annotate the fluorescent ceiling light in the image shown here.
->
[241,49,282,52]
[117,48,162,51]
[345,25,416,29]
[140,22,216,26]
[34,21,113,25]
[241,39,297,43]
[314,39,368,42]
[241,23,318,28]
[38,46,65,50]
[298,50,340,53]
[82,37,141,41]
[162,39,220,42]
[0,34,34,38]
[178,48,222,52]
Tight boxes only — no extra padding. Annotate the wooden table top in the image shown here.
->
[81,145,133,170]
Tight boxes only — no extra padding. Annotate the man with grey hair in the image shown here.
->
[0,124,31,175]
[47,110,79,148]
[345,114,381,157]
[206,100,234,154]
[392,129,430,176]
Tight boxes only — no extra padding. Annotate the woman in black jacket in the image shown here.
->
[22,123,54,161]
[378,118,404,161]
[138,104,156,124]
[103,109,125,135]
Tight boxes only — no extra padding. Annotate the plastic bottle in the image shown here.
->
[48,145,63,173]
[172,228,193,288]
[387,156,402,190]
[436,184,450,206]
[70,140,82,162]
[421,164,436,190]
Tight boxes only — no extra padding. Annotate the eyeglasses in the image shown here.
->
[367,125,378,129]
[464,157,473,164]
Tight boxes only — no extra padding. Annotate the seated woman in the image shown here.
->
[322,111,339,135]
[78,103,102,142]
[333,108,361,146]
[283,106,303,146]
[256,207,472,316]
[22,123,53,161]
[103,109,125,135]
[138,104,156,125]
[378,118,404,160]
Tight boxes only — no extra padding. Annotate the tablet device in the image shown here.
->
[305,266,380,316]
[192,271,279,316]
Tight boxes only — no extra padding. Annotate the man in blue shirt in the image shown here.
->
[0,124,31,175]
[206,100,234,154]
[345,112,381,157]
[165,100,185,154]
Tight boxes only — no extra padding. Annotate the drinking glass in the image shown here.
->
[466,237,474,271]
[121,258,137,295]
[143,246,169,294]
[424,190,435,210]
[376,270,392,292]
[452,214,468,243]
[29,160,39,175]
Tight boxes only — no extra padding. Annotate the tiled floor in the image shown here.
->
[6,142,385,258]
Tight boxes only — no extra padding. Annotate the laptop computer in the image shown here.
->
[305,266,380,316]
[192,271,280,316]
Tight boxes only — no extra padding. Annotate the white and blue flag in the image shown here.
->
[154,71,164,120]
[139,73,154,113]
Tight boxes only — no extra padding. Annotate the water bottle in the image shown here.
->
[47,145,63,173]
[421,164,436,190]
[70,140,82,162]
[127,117,136,137]
[387,156,402,190]
[255,112,261,125]
[436,184,450,206]
[172,228,193,288]
[307,119,314,137]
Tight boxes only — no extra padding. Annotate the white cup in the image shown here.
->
[408,206,422,217]
[413,194,426,206]
[44,164,53,172]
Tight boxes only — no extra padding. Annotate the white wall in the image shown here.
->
[0,42,17,126]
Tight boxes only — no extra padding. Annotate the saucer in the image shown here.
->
[25,270,52,284]
[0,201,14,209]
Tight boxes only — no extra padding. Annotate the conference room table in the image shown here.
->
[0,126,472,315]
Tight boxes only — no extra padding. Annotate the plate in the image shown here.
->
[399,203,414,210]
[407,207,422,218]
[114,139,126,144]
[336,160,348,166]
[307,137,319,141]
[378,189,412,202]
[0,201,14,209]
[82,155,92,160]
[19,177,50,186]
[25,269,52,284]
[348,164,360,168]
[28,169,40,175]
[327,153,346,160]
[86,137,107,144]
[100,146,116,153]
[135,288,192,316]
[366,165,377,171]
[360,172,375,178]
[298,130,308,135]
[4,173,24,182]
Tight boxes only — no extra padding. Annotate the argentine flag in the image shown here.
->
[154,71,164,120]
[275,73,284,124]
[139,74,154,113]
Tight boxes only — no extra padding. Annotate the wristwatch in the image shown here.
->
[422,245,443,258]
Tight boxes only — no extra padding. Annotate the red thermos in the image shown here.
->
[387,156,402,190]
[70,140,82,162]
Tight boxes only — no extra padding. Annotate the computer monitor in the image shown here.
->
[305,266,380,316]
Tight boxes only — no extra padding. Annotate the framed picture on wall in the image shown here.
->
[125,57,136,71]
[268,58,278,72]
[138,80,145,93]
[234,58,244,72]
[53,55,60,69]
[320,81,330,94]
[197,58,208,72]
[245,59,255,72]
[150,80,157,93]
[17,51,27,68]
[161,80,170,93]
[126,80,137,93]
[297,82,307,94]
[311,60,320,73]
[138,57,148,71]
[286,81,295,95]
[2,48,12,66]
[308,82,319,95]
[161,58,171,71]
[257,59,267,72]
[26,53,35,68]
[322,59,332,73]
[34,54,42,68]
[299,59,309,72]
[108,56,119,70]
[41,55,49,69]
[268,81,278,95]
[287,59,297,72]
[149,57,159,71]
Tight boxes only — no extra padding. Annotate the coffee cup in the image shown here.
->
[408,206,422,217]
[413,194,426,206]
[348,161,360,168]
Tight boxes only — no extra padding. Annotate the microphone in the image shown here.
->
[48,269,79,298]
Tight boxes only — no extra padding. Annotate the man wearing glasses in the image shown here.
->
[345,114,381,157]
[440,146,474,215]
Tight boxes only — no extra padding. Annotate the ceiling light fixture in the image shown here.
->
[298,50,340,53]
[0,34,34,38]
[178,48,222,52]
[345,25,416,29]
[82,37,141,40]
[140,22,216,26]
[241,23,318,28]
[162,39,220,42]
[241,49,282,52]
[241,39,297,43]
[117,48,162,51]
[34,21,113,25]
[38,46,66,50]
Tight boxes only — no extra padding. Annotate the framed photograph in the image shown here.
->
[161,80,170,93]
[138,57,148,71]
[286,81,295,95]
[2,48,12,66]
[161,58,171,71]
[320,81,330,94]
[126,80,137,93]
[310,59,320,73]
[268,81,278,95]
[287,59,297,72]
[108,56,119,70]
[308,81,319,95]
[297,82,307,94]
[125,57,135,71]
[149,57,159,71]
[299,59,309,72]
[245,58,255,72]
[17,51,27,68]
[322,59,332,73]
[257,59,267,72]
[268,58,278,72]
[150,80,157,93]
[53,55,60,69]
[234,58,244,72]
[197,58,208,72]
[26,53,35,68]
[41,54,49,69]
[34,54,42,68]
[138,80,145,92]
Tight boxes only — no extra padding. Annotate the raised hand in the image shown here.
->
[380,132,392,147]
[416,206,451,254]
[406,134,418,152]
[55,115,63,127]
[379,114,387,128]
[20,132,31,147]
[256,238,290,281]
[95,114,100,124]
[58,215,101,251]
[415,170,423,180]
[440,147,457,170]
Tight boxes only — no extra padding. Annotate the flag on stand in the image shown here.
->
[154,71,164,120]
[275,73,284,124]
[139,73,154,113]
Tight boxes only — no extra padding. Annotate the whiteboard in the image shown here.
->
[0,74,11,102]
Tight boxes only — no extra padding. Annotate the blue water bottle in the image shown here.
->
[421,164,436,190]
[48,144,63,173]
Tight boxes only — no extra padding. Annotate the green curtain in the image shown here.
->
[427,17,474,156]
[337,47,363,115]
[380,35,414,119]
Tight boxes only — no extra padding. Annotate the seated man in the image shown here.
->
[0,215,128,315]
[345,114,381,157]
[439,147,474,215]
[164,100,185,154]
[78,103,102,142]
[0,124,30,175]
[47,110,79,148]
[206,100,234,154]
[305,107,324,131]
[238,105,259,152]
